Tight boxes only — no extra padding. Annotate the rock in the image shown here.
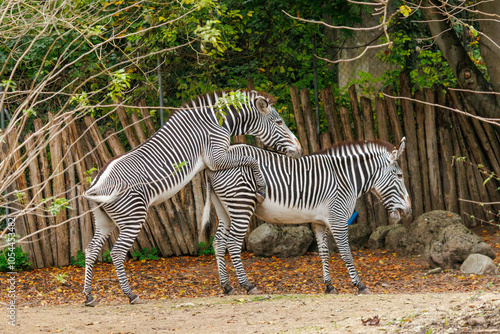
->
[403,210,460,255]
[249,223,313,257]
[424,223,496,269]
[460,254,499,276]
[425,267,442,275]
[385,225,407,251]
[368,225,393,250]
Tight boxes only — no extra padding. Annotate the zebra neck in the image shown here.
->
[348,158,381,198]
[223,106,250,136]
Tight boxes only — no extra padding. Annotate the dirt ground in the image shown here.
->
[4,291,500,333]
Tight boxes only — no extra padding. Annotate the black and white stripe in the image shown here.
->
[81,90,302,306]
[202,138,411,295]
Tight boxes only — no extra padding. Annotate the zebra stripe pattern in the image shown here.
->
[82,90,302,306]
[202,138,411,295]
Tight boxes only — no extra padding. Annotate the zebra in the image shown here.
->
[82,90,302,306]
[201,138,411,295]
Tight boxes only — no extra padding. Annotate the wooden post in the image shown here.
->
[116,103,140,148]
[375,97,389,142]
[399,73,423,218]
[25,133,54,267]
[338,106,354,141]
[289,86,309,155]
[138,99,157,136]
[320,86,343,143]
[423,88,444,210]
[61,127,81,259]
[78,184,94,253]
[348,85,364,139]
[300,89,320,153]
[47,112,70,266]
[437,95,458,213]
[414,90,432,213]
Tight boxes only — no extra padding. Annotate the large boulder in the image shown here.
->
[425,223,495,269]
[460,254,499,276]
[249,223,313,257]
[402,210,459,255]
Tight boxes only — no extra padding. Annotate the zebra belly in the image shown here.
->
[254,200,328,225]
[149,157,205,206]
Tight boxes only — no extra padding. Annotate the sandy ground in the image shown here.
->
[3,291,500,334]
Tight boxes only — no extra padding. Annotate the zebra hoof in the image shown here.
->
[325,284,338,294]
[223,286,235,295]
[247,287,261,295]
[84,295,98,307]
[358,286,371,295]
[129,295,144,304]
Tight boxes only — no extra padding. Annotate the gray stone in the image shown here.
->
[368,225,394,250]
[424,223,495,269]
[460,254,499,276]
[403,210,460,255]
[249,223,313,258]
[385,225,407,251]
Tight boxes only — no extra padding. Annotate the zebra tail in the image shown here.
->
[199,172,213,244]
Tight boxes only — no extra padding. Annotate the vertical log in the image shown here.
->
[423,88,444,210]
[450,123,473,223]
[33,120,57,263]
[300,89,320,153]
[61,127,81,258]
[399,73,423,218]
[48,112,70,266]
[360,97,375,139]
[338,106,354,141]
[130,111,148,143]
[375,97,389,142]
[320,86,343,142]
[116,104,140,148]
[138,99,157,136]
[437,92,458,213]
[25,133,54,267]
[348,85,364,138]
[289,86,309,155]
[414,90,432,213]
[319,132,332,149]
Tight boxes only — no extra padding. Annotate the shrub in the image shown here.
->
[131,247,159,261]
[70,250,86,268]
[0,246,32,272]
[198,236,215,256]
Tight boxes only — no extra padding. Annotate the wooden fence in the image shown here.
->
[6,72,500,268]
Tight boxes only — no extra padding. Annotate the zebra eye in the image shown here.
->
[396,173,403,179]
[275,119,284,126]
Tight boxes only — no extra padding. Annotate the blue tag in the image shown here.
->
[347,211,358,226]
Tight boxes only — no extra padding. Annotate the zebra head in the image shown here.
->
[371,137,412,223]
[246,94,302,159]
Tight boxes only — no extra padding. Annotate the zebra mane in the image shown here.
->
[311,140,395,158]
[180,89,277,109]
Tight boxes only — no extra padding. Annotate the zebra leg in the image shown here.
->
[211,195,233,294]
[312,224,337,294]
[329,220,370,295]
[210,153,267,204]
[83,204,116,307]
[109,212,146,304]
[227,223,258,294]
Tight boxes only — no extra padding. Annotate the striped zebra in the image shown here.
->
[202,138,411,295]
[82,90,302,306]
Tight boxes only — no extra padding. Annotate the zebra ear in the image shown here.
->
[390,137,406,162]
[255,97,270,114]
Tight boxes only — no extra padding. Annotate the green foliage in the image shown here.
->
[70,250,86,268]
[108,69,132,100]
[52,272,68,284]
[85,167,98,185]
[172,161,189,174]
[213,90,249,125]
[41,197,73,216]
[131,247,159,261]
[198,236,214,256]
[0,246,32,272]
[102,249,113,264]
